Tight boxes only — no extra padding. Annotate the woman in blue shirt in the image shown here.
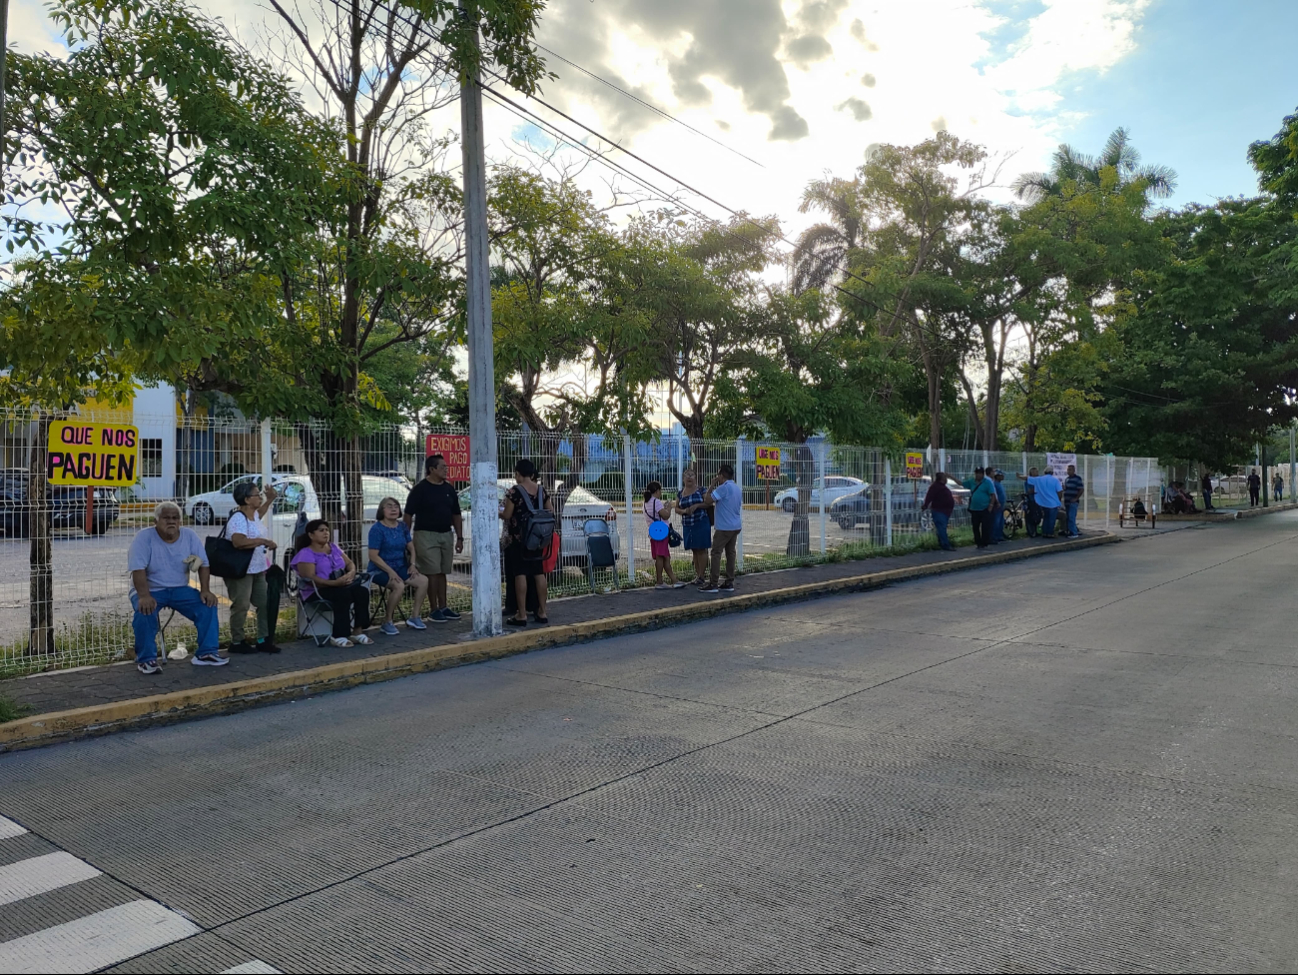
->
[676,469,712,586]
[367,497,430,635]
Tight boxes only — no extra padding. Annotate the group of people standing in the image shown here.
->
[641,466,744,593]
[920,464,1086,553]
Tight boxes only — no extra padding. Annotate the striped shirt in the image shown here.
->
[1063,474,1085,504]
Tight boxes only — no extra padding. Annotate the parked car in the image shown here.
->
[829,477,971,531]
[185,473,307,525]
[455,480,620,565]
[558,485,620,564]
[0,469,121,537]
[773,476,865,513]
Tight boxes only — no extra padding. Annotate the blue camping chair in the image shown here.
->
[584,518,619,594]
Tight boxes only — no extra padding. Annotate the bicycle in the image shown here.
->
[1000,495,1028,539]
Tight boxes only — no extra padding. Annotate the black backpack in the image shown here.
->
[518,485,556,554]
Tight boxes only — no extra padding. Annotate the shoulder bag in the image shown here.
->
[205,517,254,580]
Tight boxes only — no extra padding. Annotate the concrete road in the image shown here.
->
[3,516,1298,972]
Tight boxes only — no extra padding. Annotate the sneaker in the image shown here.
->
[353,633,373,645]
[328,636,354,648]
[429,609,449,624]
[440,607,462,621]
[719,583,735,592]
[380,621,399,636]
[672,582,688,589]
[227,641,258,655]
[137,659,161,675]
[698,585,720,593]
[259,641,281,654]
[655,583,671,590]
[405,617,427,631]
[191,653,229,667]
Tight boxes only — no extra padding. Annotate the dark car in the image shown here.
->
[0,469,121,537]
[830,477,970,531]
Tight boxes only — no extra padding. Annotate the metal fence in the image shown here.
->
[0,409,1162,676]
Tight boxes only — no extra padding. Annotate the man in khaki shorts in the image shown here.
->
[403,454,464,623]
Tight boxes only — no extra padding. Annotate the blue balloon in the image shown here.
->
[648,520,670,541]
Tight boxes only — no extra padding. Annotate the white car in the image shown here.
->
[186,474,315,525]
[773,476,865,513]
[455,481,621,565]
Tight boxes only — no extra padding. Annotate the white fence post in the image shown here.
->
[260,419,273,490]
[1106,455,1113,529]
[623,432,635,583]
[1083,454,1090,526]
[736,436,745,572]
[676,428,684,494]
[884,456,893,547]
[818,440,827,555]
[938,448,946,475]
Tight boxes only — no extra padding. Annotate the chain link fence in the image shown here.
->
[0,409,1161,676]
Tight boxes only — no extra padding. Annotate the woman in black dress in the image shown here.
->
[499,458,554,625]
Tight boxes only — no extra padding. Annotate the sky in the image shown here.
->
[8,0,1297,239]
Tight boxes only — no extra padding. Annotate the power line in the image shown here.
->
[533,42,765,169]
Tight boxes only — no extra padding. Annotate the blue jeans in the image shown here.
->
[932,511,952,550]
[993,510,1005,542]
[131,586,219,663]
[1066,502,1079,536]
[1040,507,1058,537]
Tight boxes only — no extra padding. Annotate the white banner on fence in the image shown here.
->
[1046,453,1077,477]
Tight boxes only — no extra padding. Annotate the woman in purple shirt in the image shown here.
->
[290,519,372,647]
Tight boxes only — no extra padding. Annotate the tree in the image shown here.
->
[1,0,325,653]
[1013,127,1177,203]
[711,288,906,555]
[791,176,863,294]
[1100,199,1298,468]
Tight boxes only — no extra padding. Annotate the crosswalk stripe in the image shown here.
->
[0,898,201,974]
[0,852,101,906]
[220,962,282,974]
[0,816,28,840]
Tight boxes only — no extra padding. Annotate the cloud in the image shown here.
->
[715,119,732,131]
[837,97,873,122]
[786,34,833,68]
[861,72,876,87]
[797,0,849,32]
[849,18,881,50]
[536,0,811,143]
[931,115,948,133]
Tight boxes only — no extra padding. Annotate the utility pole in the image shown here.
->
[1,0,9,183]
[1289,422,1295,506]
[459,4,501,637]
[1263,445,1270,507]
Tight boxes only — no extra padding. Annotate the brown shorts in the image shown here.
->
[414,530,454,575]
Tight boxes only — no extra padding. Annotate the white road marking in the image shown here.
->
[221,962,282,974]
[0,852,101,906]
[0,816,28,840]
[0,898,201,974]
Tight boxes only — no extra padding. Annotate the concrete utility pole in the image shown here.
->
[1289,423,1295,505]
[459,6,502,637]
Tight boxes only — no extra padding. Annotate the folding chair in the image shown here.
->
[584,518,620,594]
[296,590,335,647]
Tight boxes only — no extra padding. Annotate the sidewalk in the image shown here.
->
[0,533,1116,749]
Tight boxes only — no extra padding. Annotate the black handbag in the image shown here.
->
[667,525,683,548]
[205,519,253,580]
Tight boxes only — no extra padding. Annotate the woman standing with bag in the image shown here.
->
[643,481,685,589]
[225,481,279,653]
[676,469,711,587]
[499,459,553,627]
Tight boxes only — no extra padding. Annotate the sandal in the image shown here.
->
[328,636,353,648]
[352,633,373,645]
[507,617,528,627]
[533,616,549,625]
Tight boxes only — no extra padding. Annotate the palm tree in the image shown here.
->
[1013,127,1176,202]
[790,177,862,293]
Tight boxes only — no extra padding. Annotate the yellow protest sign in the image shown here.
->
[46,421,140,487]
[756,446,781,480]
[905,451,925,479]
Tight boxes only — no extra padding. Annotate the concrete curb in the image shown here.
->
[0,534,1118,752]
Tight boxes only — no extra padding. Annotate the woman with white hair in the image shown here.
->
[225,480,278,653]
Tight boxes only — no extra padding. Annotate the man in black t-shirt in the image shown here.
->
[1248,469,1261,507]
[403,454,464,622]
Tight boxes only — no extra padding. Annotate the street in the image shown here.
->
[3,515,1297,972]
